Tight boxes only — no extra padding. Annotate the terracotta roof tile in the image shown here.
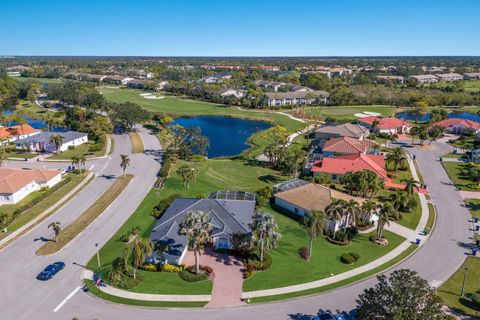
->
[0,167,61,194]
[323,137,376,154]
[312,153,387,179]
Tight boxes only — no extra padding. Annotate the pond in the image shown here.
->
[2,110,67,132]
[396,111,480,123]
[172,116,272,158]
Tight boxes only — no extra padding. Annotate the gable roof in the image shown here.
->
[312,153,387,179]
[315,123,370,139]
[433,118,480,130]
[15,131,87,146]
[323,137,376,154]
[0,167,61,194]
[274,180,362,213]
[357,116,411,130]
[0,124,39,140]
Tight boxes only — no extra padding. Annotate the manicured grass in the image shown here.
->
[37,175,133,255]
[464,81,480,93]
[412,160,425,185]
[249,244,417,303]
[442,162,480,191]
[6,151,37,159]
[438,257,480,318]
[13,77,64,84]
[101,87,305,158]
[47,141,106,160]
[426,203,436,231]
[464,199,480,219]
[386,162,413,185]
[443,153,465,159]
[243,209,405,292]
[128,132,144,154]
[0,173,88,239]
[290,105,402,122]
[84,280,207,308]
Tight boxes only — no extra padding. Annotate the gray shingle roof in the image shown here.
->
[315,123,369,139]
[15,131,88,146]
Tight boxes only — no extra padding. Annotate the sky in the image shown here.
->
[0,0,479,56]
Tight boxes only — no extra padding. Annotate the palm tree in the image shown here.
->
[325,199,347,239]
[344,200,360,231]
[371,119,380,133]
[409,126,419,145]
[48,221,61,242]
[304,210,326,258]
[78,155,87,172]
[249,211,281,265]
[389,189,410,213]
[385,147,408,177]
[178,210,212,274]
[120,154,130,178]
[71,156,79,170]
[176,164,193,188]
[130,236,154,279]
[376,203,393,241]
[402,178,420,195]
[360,200,379,225]
[49,134,64,154]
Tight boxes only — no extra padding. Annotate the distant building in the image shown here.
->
[329,67,353,76]
[314,123,370,140]
[85,74,107,82]
[410,74,438,83]
[357,116,412,134]
[255,80,285,92]
[103,76,134,85]
[434,73,463,81]
[201,74,232,83]
[148,191,256,265]
[376,75,405,84]
[127,79,146,89]
[250,66,280,72]
[464,72,480,80]
[0,167,62,204]
[0,124,40,144]
[157,81,169,90]
[266,90,329,107]
[311,153,387,181]
[15,131,88,153]
[217,89,246,99]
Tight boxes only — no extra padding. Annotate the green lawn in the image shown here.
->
[289,105,402,122]
[5,151,37,159]
[426,203,436,231]
[13,77,63,84]
[464,199,480,219]
[47,141,105,160]
[243,212,404,291]
[438,257,480,318]
[442,162,480,191]
[386,162,413,184]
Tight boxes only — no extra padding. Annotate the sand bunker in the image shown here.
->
[140,93,165,100]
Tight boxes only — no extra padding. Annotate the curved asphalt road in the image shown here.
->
[0,138,472,320]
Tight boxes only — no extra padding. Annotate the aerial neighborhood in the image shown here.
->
[1,2,480,318]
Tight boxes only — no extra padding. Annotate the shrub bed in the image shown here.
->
[161,263,185,273]
[246,253,273,271]
[179,269,209,282]
[151,194,180,218]
[186,265,213,275]
[298,246,310,261]
[326,236,351,246]
[340,252,360,264]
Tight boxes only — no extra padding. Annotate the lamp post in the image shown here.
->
[461,264,468,296]
[95,243,101,268]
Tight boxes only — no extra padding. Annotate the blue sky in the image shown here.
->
[1,0,479,56]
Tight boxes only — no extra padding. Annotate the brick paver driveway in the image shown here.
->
[184,247,245,308]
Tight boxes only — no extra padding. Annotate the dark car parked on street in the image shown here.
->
[36,262,65,281]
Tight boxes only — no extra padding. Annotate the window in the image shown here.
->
[332,174,337,180]
[294,207,299,214]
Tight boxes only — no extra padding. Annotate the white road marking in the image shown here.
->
[429,280,442,288]
[89,164,95,171]
[53,286,81,312]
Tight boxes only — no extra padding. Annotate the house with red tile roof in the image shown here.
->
[311,153,387,181]
[0,124,40,144]
[357,116,412,134]
[322,137,377,156]
[433,118,480,134]
[0,167,62,204]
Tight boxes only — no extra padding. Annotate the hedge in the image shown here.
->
[179,270,209,282]
[340,252,360,264]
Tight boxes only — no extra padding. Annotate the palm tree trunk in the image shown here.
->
[308,234,313,258]
[133,267,136,279]
[260,238,264,263]
[195,249,200,274]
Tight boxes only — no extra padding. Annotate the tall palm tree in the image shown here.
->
[409,126,419,145]
[120,154,130,178]
[178,210,212,274]
[130,236,154,279]
[49,134,64,154]
[249,211,281,265]
[325,199,347,239]
[344,200,360,231]
[389,190,410,214]
[48,221,61,242]
[361,200,379,225]
[304,210,326,258]
[385,147,408,177]
[402,178,420,195]
[376,203,393,241]
[71,156,79,170]
[78,155,87,172]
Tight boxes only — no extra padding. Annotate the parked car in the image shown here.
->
[36,262,65,281]
[312,311,336,320]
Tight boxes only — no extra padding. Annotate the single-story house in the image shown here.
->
[314,123,370,140]
[464,73,480,80]
[148,190,256,265]
[85,74,107,82]
[0,124,40,144]
[433,118,480,134]
[255,80,285,92]
[434,73,463,81]
[201,74,232,83]
[311,153,387,181]
[266,90,329,107]
[103,76,134,85]
[273,179,368,233]
[0,167,62,204]
[322,137,378,156]
[217,89,246,99]
[357,116,412,134]
[410,74,438,83]
[15,131,88,153]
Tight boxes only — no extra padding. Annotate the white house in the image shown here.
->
[0,167,62,204]
[266,90,329,107]
[434,73,463,81]
[15,131,88,153]
[218,89,246,98]
[410,74,438,83]
[201,74,232,83]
